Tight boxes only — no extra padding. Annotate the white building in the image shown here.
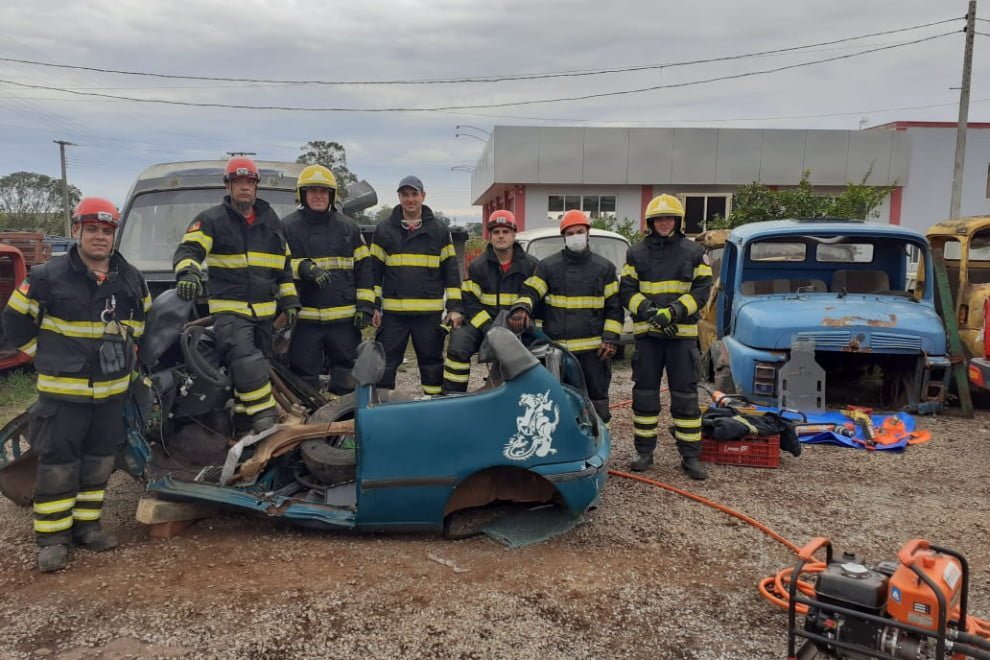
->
[469,122,990,235]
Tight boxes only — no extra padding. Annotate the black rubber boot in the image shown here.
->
[38,544,69,572]
[629,451,654,472]
[73,527,118,552]
[251,410,278,434]
[680,456,708,481]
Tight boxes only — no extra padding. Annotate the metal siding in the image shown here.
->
[889,131,913,185]
[494,126,540,184]
[627,128,674,184]
[470,139,496,204]
[671,128,718,184]
[899,129,955,232]
[759,131,808,184]
[583,128,629,184]
[715,130,763,184]
[803,131,851,184]
[538,127,584,184]
[962,130,990,218]
[846,131,894,184]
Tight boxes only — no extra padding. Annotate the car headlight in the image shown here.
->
[753,361,777,396]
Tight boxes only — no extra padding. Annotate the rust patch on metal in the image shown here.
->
[821,314,896,328]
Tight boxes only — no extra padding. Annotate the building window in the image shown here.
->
[683,194,731,234]
[548,194,616,222]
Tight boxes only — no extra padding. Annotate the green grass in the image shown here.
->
[0,371,36,426]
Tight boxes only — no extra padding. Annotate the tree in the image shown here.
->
[591,216,642,245]
[714,169,895,229]
[0,171,81,234]
[296,141,359,199]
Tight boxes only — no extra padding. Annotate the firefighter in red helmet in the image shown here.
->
[172,157,300,433]
[2,196,152,571]
[442,210,539,393]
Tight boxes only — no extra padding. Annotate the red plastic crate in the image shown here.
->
[700,434,780,468]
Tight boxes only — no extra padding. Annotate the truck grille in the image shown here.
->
[870,332,922,351]
[795,331,851,350]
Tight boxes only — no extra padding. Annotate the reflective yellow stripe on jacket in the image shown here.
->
[37,373,132,400]
[381,298,446,313]
[208,299,278,319]
[299,304,357,322]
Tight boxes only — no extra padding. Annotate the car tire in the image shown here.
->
[302,391,411,485]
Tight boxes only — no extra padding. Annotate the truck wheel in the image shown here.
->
[709,341,736,395]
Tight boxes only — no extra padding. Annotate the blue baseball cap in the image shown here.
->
[397,175,424,193]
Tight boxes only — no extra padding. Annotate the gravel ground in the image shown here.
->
[1,355,989,660]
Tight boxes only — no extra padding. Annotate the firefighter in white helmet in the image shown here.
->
[619,194,713,479]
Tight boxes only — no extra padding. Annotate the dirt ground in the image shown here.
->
[1,357,989,660]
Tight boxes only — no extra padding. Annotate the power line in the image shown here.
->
[0,32,957,113]
[0,17,961,86]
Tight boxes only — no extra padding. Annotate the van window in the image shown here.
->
[117,188,298,272]
[525,235,629,270]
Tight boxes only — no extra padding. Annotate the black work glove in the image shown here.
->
[299,260,332,289]
[354,310,372,329]
[176,272,203,301]
[98,320,130,375]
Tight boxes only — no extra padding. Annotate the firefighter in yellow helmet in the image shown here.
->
[282,165,375,394]
[619,194,713,479]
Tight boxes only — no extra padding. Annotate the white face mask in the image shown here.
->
[564,232,588,252]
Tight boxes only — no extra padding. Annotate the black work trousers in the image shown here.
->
[31,396,124,547]
[631,336,702,457]
[213,314,276,421]
[288,320,360,395]
[574,349,612,424]
[375,312,445,395]
[442,324,484,393]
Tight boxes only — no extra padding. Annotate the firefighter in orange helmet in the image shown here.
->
[2,197,152,571]
[508,210,623,423]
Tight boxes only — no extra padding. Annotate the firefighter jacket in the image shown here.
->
[462,242,540,331]
[1,246,151,402]
[172,196,299,320]
[369,205,462,315]
[619,231,713,339]
[512,247,623,353]
[283,206,375,323]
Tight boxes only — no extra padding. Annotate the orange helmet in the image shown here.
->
[223,156,260,183]
[71,197,119,227]
[559,209,590,234]
[487,209,517,231]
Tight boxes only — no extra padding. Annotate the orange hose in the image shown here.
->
[608,469,990,637]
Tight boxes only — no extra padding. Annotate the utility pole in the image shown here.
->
[949,0,976,219]
[53,139,75,236]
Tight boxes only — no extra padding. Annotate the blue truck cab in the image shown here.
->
[703,220,950,413]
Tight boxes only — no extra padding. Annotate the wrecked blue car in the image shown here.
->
[0,293,610,532]
[700,220,950,413]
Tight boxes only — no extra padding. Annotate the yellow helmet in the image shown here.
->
[296,165,338,205]
[645,194,684,220]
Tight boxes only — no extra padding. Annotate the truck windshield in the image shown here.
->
[117,188,298,272]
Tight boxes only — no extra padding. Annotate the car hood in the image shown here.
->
[732,295,947,354]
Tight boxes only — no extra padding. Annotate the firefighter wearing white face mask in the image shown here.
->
[508,210,622,423]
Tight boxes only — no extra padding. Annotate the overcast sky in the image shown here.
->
[0,0,985,226]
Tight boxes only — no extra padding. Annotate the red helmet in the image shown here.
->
[559,209,590,234]
[487,209,517,232]
[71,197,120,227]
[223,156,260,183]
